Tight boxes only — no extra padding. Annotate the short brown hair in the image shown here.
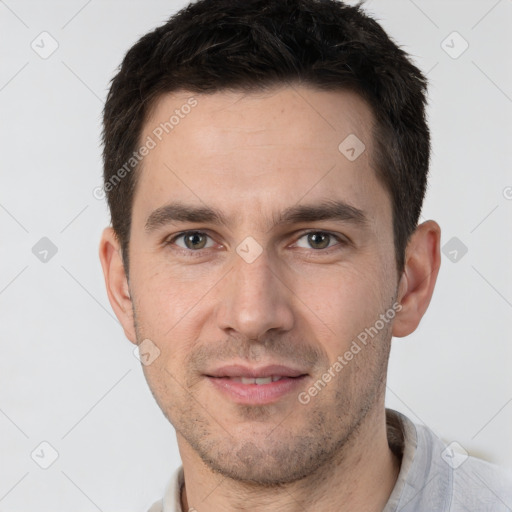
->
[102,0,430,273]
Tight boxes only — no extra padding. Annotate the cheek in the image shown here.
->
[130,260,220,374]
[131,259,207,327]
[296,263,389,353]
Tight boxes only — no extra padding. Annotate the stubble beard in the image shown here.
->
[132,303,393,487]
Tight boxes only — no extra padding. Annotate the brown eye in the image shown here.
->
[172,231,213,250]
[306,232,331,249]
[184,232,207,249]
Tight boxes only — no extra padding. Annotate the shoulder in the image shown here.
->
[145,466,184,512]
[452,455,512,511]
[415,420,512,511]
[146,500,163,512]
[385,410,512,512]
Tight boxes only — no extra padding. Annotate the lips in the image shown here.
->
[205,364,307,379]
[205,364,309,404]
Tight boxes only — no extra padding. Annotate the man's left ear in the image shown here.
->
[392,220,441,338]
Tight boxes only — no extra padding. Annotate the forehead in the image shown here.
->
[133,86,390,229]
[143,86,373,161]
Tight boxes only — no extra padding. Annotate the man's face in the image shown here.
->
[128,86,399,484]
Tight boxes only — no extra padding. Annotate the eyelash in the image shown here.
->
[164,230,349,257]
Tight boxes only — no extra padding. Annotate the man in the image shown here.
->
[98,0,512,510]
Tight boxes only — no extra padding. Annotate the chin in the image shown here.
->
[195,435,335,486]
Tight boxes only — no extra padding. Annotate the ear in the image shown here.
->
[392,220,441,338]
[99,227,137,344]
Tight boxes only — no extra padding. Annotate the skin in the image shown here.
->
[100,86,441,511]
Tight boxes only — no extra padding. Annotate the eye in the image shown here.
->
[170,231,216,251]
[294,231,344,250]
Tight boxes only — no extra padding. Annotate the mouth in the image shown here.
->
[204,364,309,404]
[223,375,295,384]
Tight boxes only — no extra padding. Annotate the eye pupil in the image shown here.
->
[185,232,207,250]
[308,232,330,249]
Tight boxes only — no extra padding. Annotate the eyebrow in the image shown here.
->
[145,203,227,232]
[144,199,368,233]
[274,199,368,227]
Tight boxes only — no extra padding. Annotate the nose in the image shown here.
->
[216,248,295,342]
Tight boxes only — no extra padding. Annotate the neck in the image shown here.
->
[178,406,400,512]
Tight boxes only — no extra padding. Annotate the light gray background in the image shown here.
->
[1,0,511,510]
